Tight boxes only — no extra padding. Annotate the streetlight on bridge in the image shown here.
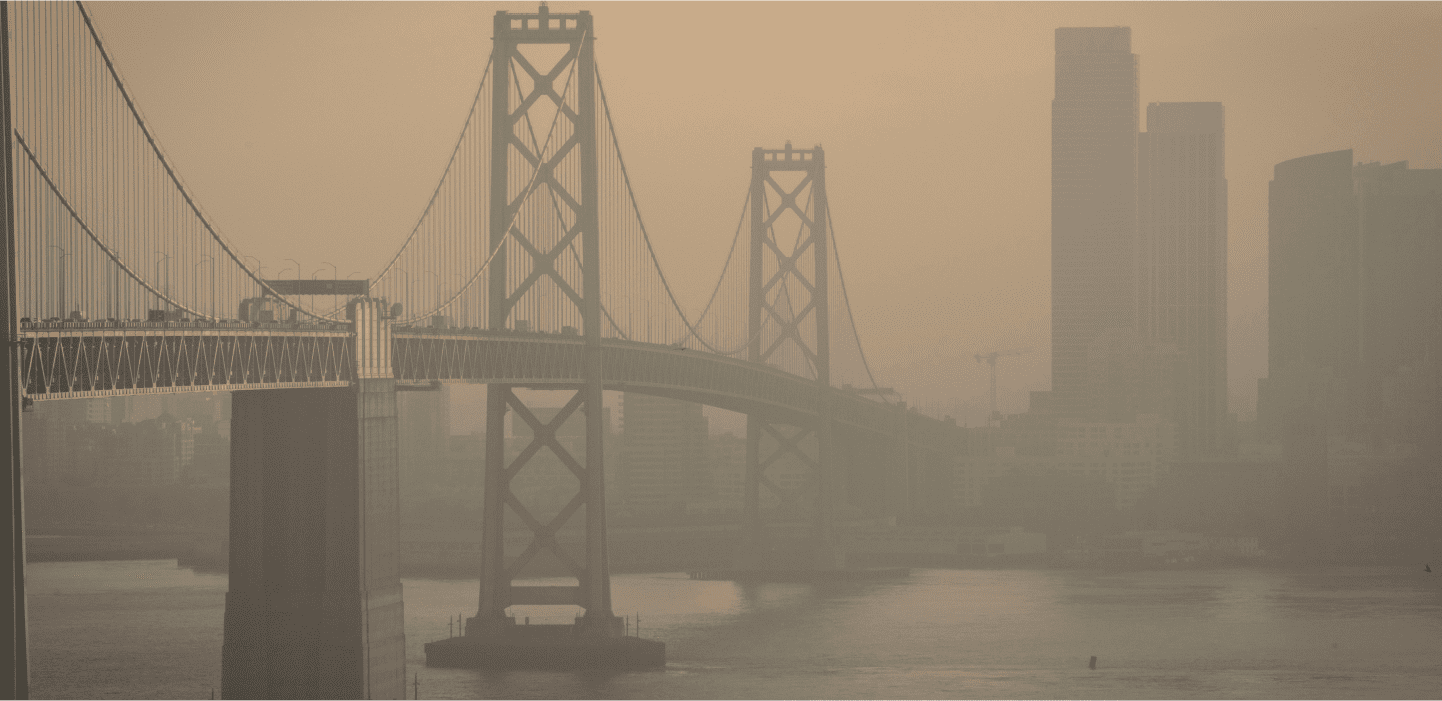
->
[196,255,215,320]
[156,252,172,317]
[424,270,441,325]
[46,245,67,319]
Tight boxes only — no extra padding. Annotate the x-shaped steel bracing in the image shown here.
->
[501,391,589,581]
[756,172,821,373]
[755,422,819,509]
[498,44,586,325]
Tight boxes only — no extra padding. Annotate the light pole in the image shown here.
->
[196,255,215,320]
[46,245,66,319]
[321,262,339,315]
[396,269,410,321]
[285,259,302,320]
[348,272,368,298]
[242,256,265,299]
[312,268,329,316]
[453,273,469,327]
[424,270,441,325]
[156,252,172,316]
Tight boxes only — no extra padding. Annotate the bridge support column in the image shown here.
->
[739,144,841,573]
[1,3,31,696]
[888,401,912,522]
[222,300,404,699]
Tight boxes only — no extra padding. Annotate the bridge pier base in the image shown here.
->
[221,380,405,700]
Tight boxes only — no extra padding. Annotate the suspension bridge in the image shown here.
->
[2,3,965,698]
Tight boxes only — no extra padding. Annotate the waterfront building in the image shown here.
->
[1053,413,1173,510]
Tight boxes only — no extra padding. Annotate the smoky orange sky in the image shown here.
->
[80,1,1442,426]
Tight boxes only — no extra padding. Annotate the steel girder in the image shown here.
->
[19,323,353,399]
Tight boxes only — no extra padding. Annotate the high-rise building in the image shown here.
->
[1138,102,1228,457]
[1259,150,1360,437]
[1051,27,1141,418]
[1259,150,1442,444]
[1353,160,1442,443]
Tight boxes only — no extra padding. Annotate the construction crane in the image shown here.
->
[974,348,1030,427]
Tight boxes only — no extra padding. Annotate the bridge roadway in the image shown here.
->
[18,319,903,435]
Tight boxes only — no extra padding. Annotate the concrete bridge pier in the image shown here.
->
[221,300,404,699]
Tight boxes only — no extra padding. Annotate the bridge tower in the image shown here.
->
[471,5,621,639]
[1,2,31,696]
[742,144,842,571]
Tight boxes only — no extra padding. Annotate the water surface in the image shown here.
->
[26,561,1442,699]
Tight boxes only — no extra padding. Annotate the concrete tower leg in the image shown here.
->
[1,4,31,696]
[223,299,404,699]
[221,382,405,700]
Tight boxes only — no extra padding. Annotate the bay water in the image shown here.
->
[26,560,1442,699]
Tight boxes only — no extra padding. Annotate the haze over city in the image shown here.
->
[5,2,1442,700]
[76,1,1442,426]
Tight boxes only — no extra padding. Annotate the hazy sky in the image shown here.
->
[81,1,1442,425]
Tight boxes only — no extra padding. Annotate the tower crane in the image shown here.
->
[974,348,1031,427]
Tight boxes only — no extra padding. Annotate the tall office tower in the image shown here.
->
[1353,160,1442,443]
[619,393,708,514]
[1257,150,1358,438]
[1138,102,1228,457]
[1051,27,1141,417]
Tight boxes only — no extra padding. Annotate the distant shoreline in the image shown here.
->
[27,531,1422,575]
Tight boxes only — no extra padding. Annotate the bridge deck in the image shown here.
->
[20,323,904,435]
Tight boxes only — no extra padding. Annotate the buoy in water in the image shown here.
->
[1089,655,1097,670]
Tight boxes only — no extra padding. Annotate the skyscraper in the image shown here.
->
[1051,27,1141,418]
[1258,150,1358,437]
[1353,160,1442,443]
[1261,151,1442,443]
[1138,102,1228,457]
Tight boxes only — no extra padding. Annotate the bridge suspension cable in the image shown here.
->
[369,55,494,297]
[70,1,325,321]
[13,132,209,320]
[825,199,891,404]
[10,1,344,324]
[394,26,590,327]
[595,64,765,356]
